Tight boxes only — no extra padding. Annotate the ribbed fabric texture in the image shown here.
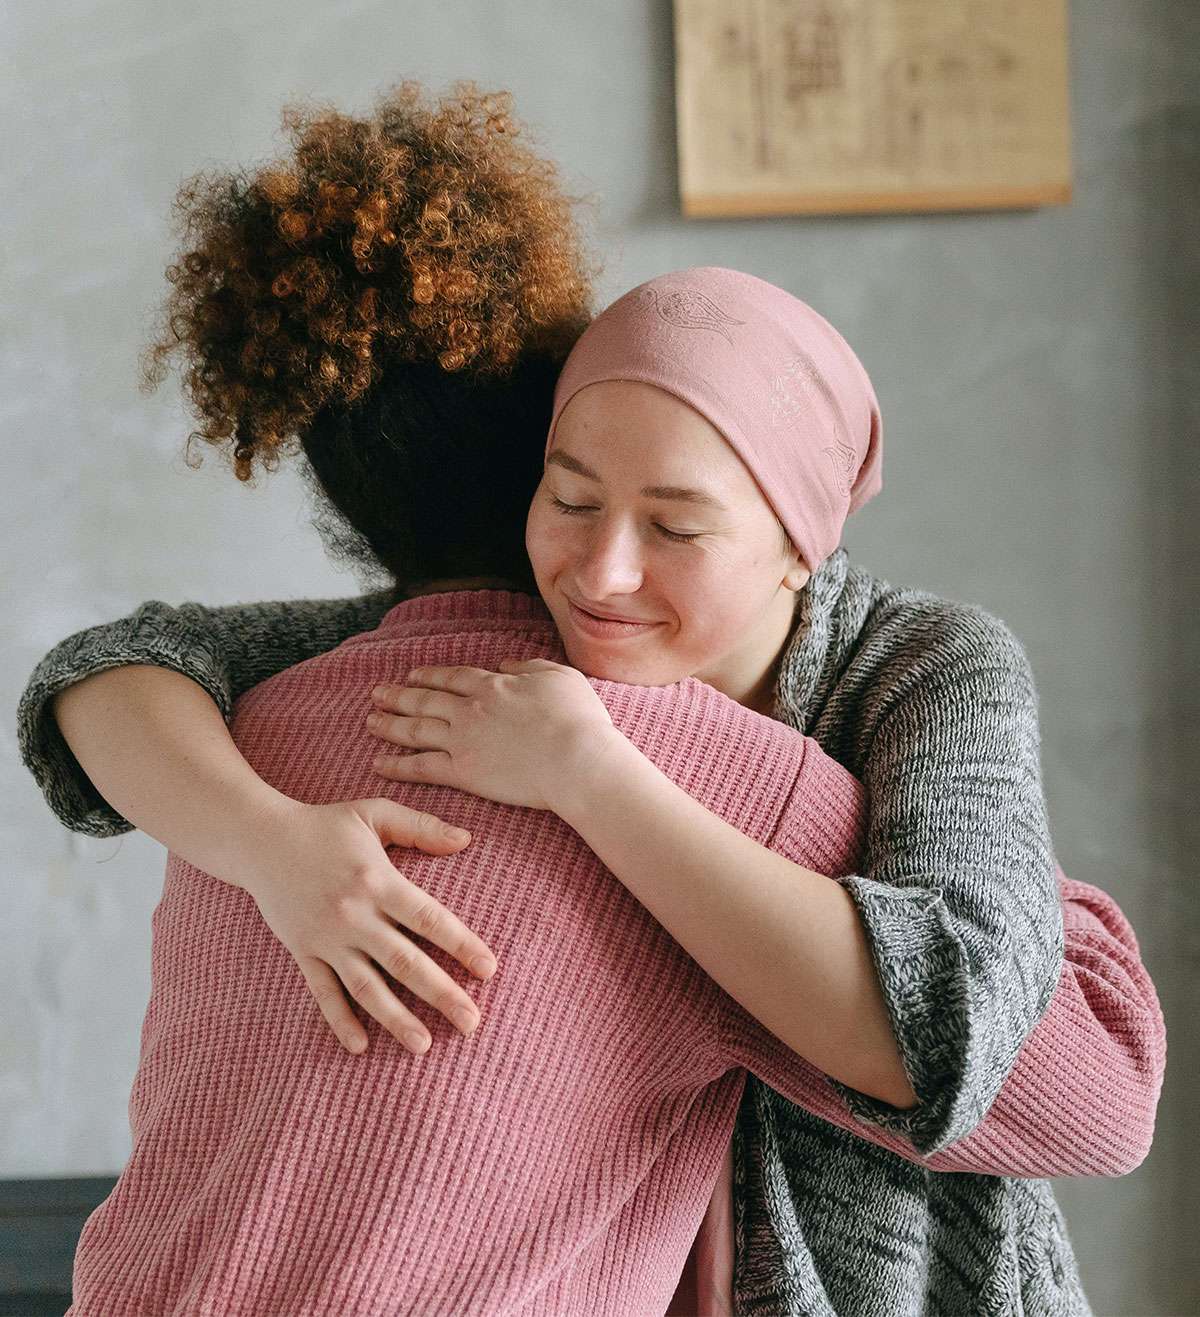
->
[16,558,1166,1315]
[66,591,873,1315]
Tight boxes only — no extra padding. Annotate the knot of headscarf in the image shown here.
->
[546,266,883,572]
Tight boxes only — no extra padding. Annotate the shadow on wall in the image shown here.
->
[1147,96,1200,1317]
[1051,91,1200,1317]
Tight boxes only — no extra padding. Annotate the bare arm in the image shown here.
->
[18,591,396,835]
[49,662,498,1057]
[48,644,1165,1179]
[551,729,916,1108]
[53,666,284,886]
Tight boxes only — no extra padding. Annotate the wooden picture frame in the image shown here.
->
[674,0,1073,217]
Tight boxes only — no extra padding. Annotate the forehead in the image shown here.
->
[546,449,729,511]
[551,380,760,504]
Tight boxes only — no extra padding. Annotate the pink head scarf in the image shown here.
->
[546,266,883,573]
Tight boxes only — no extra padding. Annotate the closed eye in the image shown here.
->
[550,497,702,544]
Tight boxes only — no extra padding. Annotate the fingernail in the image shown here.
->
[445,825,471,842]
[469,955,496,979]
[372,686,389,701]
[451,1006,479,1036]
[404,1030,430,1055]
[346,1034,366,1054]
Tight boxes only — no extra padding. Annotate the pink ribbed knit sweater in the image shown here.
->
[69,592,1165,1316]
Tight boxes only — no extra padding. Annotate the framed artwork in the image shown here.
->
[674,0,1073,217]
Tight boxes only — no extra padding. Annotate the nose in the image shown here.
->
[572,518,645,598]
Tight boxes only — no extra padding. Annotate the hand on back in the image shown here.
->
[236,797,496,1056]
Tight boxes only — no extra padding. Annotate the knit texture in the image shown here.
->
[728,549,1164,1317]
[16,553,1166,1314]
[66,591,874,1315]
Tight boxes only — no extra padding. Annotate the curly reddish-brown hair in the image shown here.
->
[140,81,597,481]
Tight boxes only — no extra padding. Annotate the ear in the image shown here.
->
[781,544,811,594]
[783,566,811,593]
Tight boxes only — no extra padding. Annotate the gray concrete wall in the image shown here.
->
[3,1,1196,1311]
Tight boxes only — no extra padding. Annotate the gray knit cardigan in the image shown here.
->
[16,546,1092,1316]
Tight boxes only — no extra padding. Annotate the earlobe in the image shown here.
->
[783,563,811,593]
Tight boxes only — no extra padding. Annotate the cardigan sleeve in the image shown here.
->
[710,710,1164,1178]
[717,863,1166,1177]
[817,609,1066,1156]
[15,590,396,838]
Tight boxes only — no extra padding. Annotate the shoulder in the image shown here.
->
[207,587,398,632]
[839,561,1039,725]
[866,580,1031,678]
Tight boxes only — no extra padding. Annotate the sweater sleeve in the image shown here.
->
[612,670,1163,1179]
[815,610,1066,1156]
[719,862,1166,1177]
[15,590,396,838]
[705,694,1166,1178]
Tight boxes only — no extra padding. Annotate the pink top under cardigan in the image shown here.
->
[69,591,1165,1315]
[668,860,1165,1315]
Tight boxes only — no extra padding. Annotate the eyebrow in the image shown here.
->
[546,450,729,510]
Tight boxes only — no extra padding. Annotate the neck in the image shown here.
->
[743,658,784,717]
[693,583,800,715]
[401,576,528,600]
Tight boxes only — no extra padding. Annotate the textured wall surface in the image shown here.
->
[3,1,1196,1312]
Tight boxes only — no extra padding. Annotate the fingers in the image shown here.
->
[398,665,490,695]
[372,750,454,785]
[306,935,485,1059]
[281,799,500,1062]
[297,956,371,1055]
[379,875,498,983]
[357,800,499,981]
[367,686,458,755]
[361,797,472,853]
[362,920,483,1041]
[371,685,460,722]
[366,709,450,751]
[334,950,439,1056]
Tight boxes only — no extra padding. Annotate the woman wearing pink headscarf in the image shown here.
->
[353,266,1159,1315]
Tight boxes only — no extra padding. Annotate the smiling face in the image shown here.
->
[525,380,812,710]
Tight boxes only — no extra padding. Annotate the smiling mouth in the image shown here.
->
[571,599,654,624]
[567,598,661,635]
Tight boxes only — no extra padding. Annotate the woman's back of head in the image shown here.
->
[142,80,598,592]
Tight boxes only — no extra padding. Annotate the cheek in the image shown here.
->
[528,500,593,574]
[525,504,560,578]
[669,553,768,637]
[662,557,734,628]
[674,545,743,597]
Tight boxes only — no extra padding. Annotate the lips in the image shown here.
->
[565,597,661,638]
[570,598,655,625]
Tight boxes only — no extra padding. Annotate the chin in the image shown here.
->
[561,641,683,689]
[563,645,635,683]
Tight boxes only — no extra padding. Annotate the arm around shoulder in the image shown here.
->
[16,590,395,836]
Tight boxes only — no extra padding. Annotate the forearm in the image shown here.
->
[555,734,917,1109]
[19,591,397,837]
[52,666,288,886]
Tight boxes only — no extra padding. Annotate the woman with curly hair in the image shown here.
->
[19,83,1162,1315]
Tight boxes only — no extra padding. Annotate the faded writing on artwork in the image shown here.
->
[675,0,1072,214]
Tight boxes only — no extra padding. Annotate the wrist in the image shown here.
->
[549,726,637,824]
[205,784,300,890]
